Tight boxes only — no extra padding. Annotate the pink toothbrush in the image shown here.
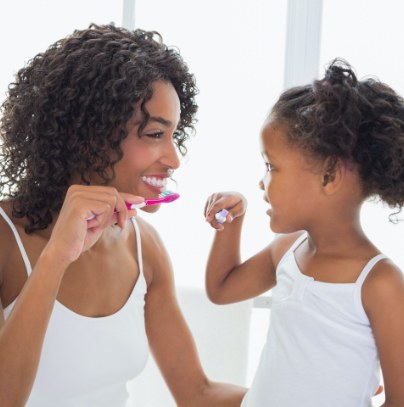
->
[86,191,179,220]
[125,190,180,209]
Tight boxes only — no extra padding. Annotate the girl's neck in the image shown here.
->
[304,221,375,258]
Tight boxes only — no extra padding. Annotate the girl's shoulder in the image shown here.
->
[270,231,306,268]
[362,256,404,308]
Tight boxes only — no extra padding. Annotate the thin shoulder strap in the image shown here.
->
[289,232,308,252]
[354,253,388,321]
[0,207,33,276]
[277,232,307,268]
[130,217,144,278]
[356,253,388,286]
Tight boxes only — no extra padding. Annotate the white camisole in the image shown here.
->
[242,233,385,407]
[1,208,149,407]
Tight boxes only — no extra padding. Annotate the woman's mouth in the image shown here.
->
[141,175,168,192]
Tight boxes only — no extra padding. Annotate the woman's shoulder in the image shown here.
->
[0,201,20,280]
[0,201,19,241]
[0,200,28,244]
[134,216,166,250]
[133,216,171,278]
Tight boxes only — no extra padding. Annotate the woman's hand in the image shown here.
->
[44,185,143,267]
[204,191,247,231]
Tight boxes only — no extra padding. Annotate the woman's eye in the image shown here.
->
[144,131,164,139]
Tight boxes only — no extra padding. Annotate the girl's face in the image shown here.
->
[259,119,325,233]
[110,80,181,212]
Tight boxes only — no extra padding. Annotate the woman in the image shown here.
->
[0,23,246,406]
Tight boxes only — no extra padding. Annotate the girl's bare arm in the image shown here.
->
[204,191,301,304]
[363,259,404,407]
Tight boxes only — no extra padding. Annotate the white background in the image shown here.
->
[1,1,403,403]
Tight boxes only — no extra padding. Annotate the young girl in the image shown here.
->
[0,24,245,406]
[204,59,404,407]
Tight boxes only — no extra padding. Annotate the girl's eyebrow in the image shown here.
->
[261,151,273,161]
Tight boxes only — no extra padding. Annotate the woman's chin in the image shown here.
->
[140,204,161,214]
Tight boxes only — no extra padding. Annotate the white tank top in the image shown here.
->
[242,233,385,407]
[1,208,149,407]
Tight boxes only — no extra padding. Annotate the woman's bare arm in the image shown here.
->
[141,220,246,406]
[0,186,140,406]
[0,245,66,407]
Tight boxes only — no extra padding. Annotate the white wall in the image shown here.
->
[135,0,286,288]
[320,0,404,272]
[1,1,403,403]
[0,0,285,289]
[0,0,122,98]
[2,1,403,288]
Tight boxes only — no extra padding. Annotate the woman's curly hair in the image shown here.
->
[0,23,198,233]
[270,58,404,211]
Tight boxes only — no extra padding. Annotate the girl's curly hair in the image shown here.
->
[270,58,404,210]
[0,23,198,233]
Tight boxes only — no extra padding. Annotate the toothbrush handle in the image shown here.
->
[128,197,170,208]
[126,201,147,210]
[86,201,145,220]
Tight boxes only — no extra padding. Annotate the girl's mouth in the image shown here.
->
[266,206,273,217]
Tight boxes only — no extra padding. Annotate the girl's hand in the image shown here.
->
[204,191,247,231]
[44,185,144,267]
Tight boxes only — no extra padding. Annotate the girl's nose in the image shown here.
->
[259,179,265,190]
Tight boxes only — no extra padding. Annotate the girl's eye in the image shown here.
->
[264,162,274,172]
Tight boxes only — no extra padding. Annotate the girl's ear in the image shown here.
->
[321,158,345,194]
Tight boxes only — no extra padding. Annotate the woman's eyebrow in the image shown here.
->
[149,116,172,127]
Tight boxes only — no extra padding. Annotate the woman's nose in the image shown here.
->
[164,140,181,170]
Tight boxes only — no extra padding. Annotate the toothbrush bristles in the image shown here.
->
[159,190,173,197]
[158,190,180,203]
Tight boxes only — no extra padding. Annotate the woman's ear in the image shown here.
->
[321,158,345,194]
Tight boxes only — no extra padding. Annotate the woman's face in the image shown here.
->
[110,80,181,212]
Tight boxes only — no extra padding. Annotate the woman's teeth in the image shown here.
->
[141,176,167,188]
